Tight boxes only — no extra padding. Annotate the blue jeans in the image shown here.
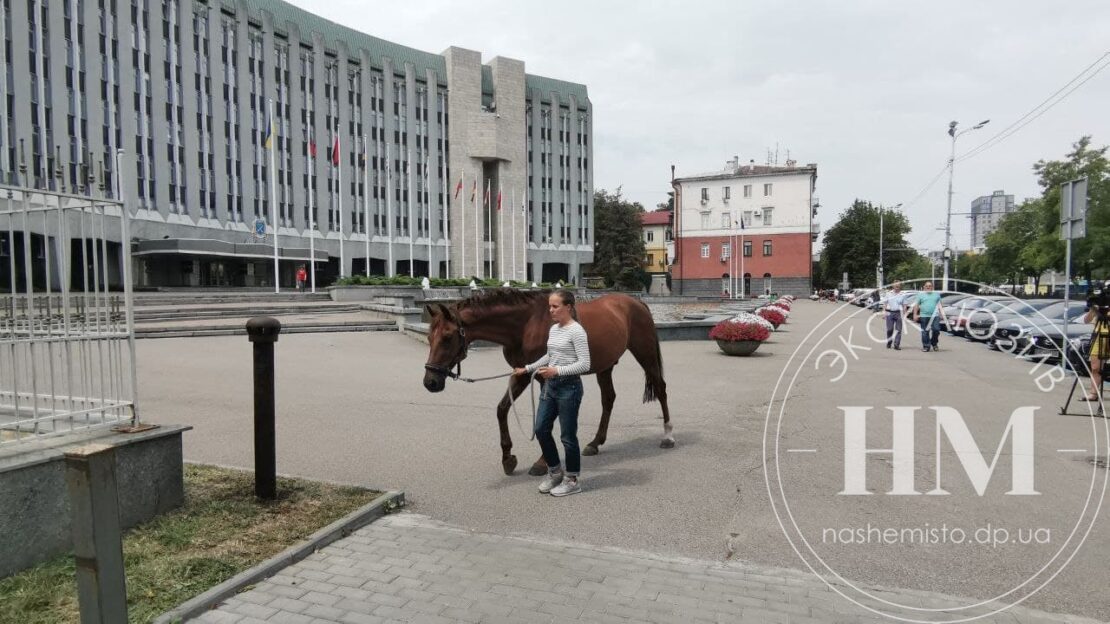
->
[534,376,584,475]
[919,315,940,349]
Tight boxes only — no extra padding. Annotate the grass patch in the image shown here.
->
[0,464,383,624]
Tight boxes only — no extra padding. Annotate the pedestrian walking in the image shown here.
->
[910,281,947,352]
[513,289,592,497]
[882,281,908,350]
[296,265,307,292]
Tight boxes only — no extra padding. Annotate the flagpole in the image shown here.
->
[474,178,480,279]
[459,171,465,279]
[425,154,431,277]
[337,125,345,278]
[407,142,414,278]
[386,142,394,277]
[307,98,316,293]
[268,98,280,294]
[363,134,370,276]
[740,230,745,298]
[522,187,528,281]
[498,183,504,282]
[511,187,517,281]
[441,109,450,279]
[486,179,492,281]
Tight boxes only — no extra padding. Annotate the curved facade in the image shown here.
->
[0,0,592,287]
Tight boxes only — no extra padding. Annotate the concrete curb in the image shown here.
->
[153,490,406,624]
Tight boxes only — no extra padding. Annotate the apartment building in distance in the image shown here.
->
[0,0,592,289]
[969,190,1016,251]
[672,157,818,296]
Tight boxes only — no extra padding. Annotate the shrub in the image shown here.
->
[709,319,771,342]
[757,307,787,326]
[732,312,774,332]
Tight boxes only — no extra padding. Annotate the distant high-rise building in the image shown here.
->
[969,190,1015,250]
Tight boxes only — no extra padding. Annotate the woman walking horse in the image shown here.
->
[422,289,674,476]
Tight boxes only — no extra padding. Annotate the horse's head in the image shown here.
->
[423,303,468,392]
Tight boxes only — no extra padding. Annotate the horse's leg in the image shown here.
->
[583,367,616,456]
[496,374,532,475]
[629,335,675,449]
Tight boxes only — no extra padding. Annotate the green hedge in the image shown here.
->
[333,275,556,288]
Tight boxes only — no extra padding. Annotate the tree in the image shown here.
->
[592,188,648,290]
[818,199,915,288]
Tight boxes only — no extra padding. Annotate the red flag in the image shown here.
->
[470,180,477,202]
[331,135,340,167]
[454,174,463,200]
[497,189,502,211]
[483,182,489,205]
[308,140,316,159]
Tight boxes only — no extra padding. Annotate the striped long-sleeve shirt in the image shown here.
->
[525,321,592,377]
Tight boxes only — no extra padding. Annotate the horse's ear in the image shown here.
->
[428,303,442,319]
[442,304,459,323]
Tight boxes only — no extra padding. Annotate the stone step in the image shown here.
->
[133,303,362,322]
[134,293,333,306]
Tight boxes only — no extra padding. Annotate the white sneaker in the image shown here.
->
[550,476,581,497]
[538,471,564,493]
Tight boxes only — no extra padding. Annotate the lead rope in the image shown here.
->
[505,370,538,441]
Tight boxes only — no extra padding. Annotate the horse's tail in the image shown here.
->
[638,299,665,404]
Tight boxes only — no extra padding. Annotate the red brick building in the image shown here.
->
[671,158,818,296]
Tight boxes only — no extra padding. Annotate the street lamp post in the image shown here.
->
[943,119,990,291]
[877,203,902,288]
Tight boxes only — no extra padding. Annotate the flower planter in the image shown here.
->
[716,339,762,356]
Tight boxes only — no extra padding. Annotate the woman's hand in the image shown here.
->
[512,367,527,377]
[537,366,558,379]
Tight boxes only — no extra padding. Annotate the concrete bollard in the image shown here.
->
[65,443,128,624]
[246,316,281,500]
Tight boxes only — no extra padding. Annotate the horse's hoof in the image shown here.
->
[660,438,675,449]
[528,462,547,476]
[502,455,518,475]
[582,444,599,456]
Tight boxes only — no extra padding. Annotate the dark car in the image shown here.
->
[965,299,1059,342]
[994,302,1089,354]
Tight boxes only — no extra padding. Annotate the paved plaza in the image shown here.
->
[139,301,1110,621]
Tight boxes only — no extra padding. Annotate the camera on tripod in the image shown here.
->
[1087,292,1110,312]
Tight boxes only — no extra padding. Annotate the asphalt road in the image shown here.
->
[138,301,1110,621]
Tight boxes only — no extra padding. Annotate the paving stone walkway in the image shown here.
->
[192,514,1102,624]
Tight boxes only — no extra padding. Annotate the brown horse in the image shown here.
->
[422,289,673,476]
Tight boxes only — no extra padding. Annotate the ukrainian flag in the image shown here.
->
[262,108,274,149]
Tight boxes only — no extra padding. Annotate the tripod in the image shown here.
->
[1060,313,1110,416]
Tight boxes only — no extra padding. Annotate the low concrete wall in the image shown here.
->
[0,424,191,577]
[405,319,721,343]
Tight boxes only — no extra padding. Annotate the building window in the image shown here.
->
[700,213,711,230]
[665,227,673,241]
[743,184,751,198]
[742,211,752,228]
[700,243,710,258]
[763,240,772,256]
[700,187,709,201]
[646,230,654,242]
[763,183,773,197]
[721,243,730,259]
[743,240,752,257]
[721,212,730,228]
[646,253,654,266]
[763,208,773,226]
[763,272,772,295]
[723,186,731,200]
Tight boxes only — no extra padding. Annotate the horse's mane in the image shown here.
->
[455,288,550,314]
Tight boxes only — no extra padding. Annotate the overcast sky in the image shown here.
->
[290,0,1110,252]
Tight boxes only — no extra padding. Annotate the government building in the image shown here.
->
[0,0,593,288]
[672,157,818,297]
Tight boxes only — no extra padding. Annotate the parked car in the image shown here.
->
[938,295,1009,335]
[964,299,1059,342]
[992,302,1089,353]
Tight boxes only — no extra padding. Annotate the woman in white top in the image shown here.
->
[513,289,592,497]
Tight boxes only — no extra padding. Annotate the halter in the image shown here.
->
[423,324,468,380]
